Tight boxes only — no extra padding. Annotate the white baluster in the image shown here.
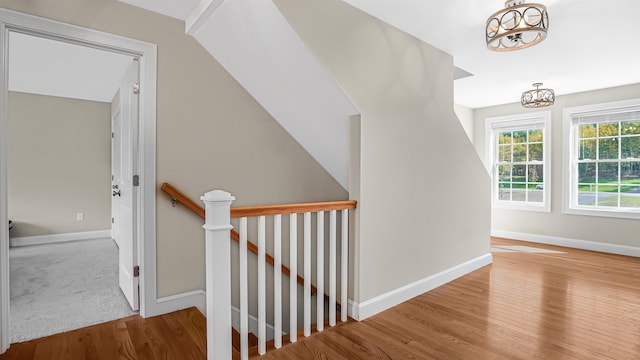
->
[316,211,324,332]
[329,210,336,327]
[258,216,266,355]
[274,214,282,349]
[201,190,235,360]
[341,209,349,322]
[289,213,297,343]
[303,212,311,337]
[240,217,249,360]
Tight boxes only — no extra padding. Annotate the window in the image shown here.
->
[563,99,640,219]
[485,111,551,212]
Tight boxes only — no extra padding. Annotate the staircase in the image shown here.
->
[162,183,357,359]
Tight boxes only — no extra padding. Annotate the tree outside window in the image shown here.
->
[486,111,551,212]
[564,99,640,219]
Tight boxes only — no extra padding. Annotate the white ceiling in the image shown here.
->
[120,0,640,109]
[13,0,638,108]
[8,32,134,103]
[342,0,640,109]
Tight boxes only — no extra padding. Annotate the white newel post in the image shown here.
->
[201,190,235,360]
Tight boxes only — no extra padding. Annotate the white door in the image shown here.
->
[116,59,140,311]
[111,91,121,247]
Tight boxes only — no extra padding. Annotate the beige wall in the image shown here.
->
[454,103,474,143]
[276,0,491,303]
[8,92,111,237]
[0,0,347,297]
[473,84,640,248]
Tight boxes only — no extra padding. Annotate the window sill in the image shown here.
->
[492,202,551,213]
[563,206,640,220]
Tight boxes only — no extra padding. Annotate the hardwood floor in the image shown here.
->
[259,238,639,360]
[1,238,638,359]
[0,307,206,360]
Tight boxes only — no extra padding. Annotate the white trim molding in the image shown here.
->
[156,290,207,316]
[231,305,276,341]
[185,0,225,35]
[492,229,640,257]
[0,8,157,353]
[485,111,552,213]
[349,253,493,321]
[10,230,111,247]
[167,290,277,340]
[562,98,640,220]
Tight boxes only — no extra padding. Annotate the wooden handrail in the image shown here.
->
[162,183,205,218]
[161,182,324,296]
[231,200,357,218]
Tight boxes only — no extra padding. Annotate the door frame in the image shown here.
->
[0,9,157,353]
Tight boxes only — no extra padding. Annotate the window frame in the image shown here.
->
[562,98,640,219]
[485,111,552,212]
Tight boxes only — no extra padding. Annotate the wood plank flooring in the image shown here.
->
[1,238,638,359]
[0,307,206,360]
[259,238,639,360]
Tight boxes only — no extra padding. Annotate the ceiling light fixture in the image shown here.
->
[486,0,549,51]
[521,83,554,108]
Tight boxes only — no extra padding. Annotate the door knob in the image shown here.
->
[113,190,121,197]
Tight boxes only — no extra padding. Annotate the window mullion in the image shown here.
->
[618,123,622,208]
[595,123,600,207]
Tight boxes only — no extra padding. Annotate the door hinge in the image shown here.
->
[133,266,140,277]
[111,132,115,138]
[133,82,140,95]
[111,217,114,224]
[133,175,139,186]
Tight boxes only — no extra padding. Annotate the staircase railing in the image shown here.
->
[202,189,356,360]
[161,182,315,295]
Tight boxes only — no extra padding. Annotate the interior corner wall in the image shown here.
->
[0,0,347,297]
[8,92,111,238]
[275,0,491,304]
[454,103,474,143]
[473,83,640,249]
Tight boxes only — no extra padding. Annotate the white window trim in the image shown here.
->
[485,111,552,212]
[562,98,640,220]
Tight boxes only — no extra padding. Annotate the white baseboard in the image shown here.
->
[231,305,276,341]
[10,230,111,247]
[154,290,207,316]
[153,290,275,340]
[347,299,359,320]
[492,230,640,257]
[349,253,493,321]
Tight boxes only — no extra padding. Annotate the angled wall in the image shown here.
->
[275,0,491,316]
[186,0,358,189]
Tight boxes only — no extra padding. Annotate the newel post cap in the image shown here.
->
[201,189,235,203]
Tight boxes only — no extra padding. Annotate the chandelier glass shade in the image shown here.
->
[521,83,554,108]
[486,0,549,51]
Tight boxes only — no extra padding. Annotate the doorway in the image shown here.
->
[7,31,137,342]
[0,8,158,353]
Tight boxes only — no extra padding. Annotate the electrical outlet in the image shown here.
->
[77,213,84,221]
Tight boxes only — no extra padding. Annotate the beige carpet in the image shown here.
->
[9,238,137,343]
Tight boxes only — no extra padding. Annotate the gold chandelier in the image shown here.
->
[486,0,549,51]
[521,83,554,108]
